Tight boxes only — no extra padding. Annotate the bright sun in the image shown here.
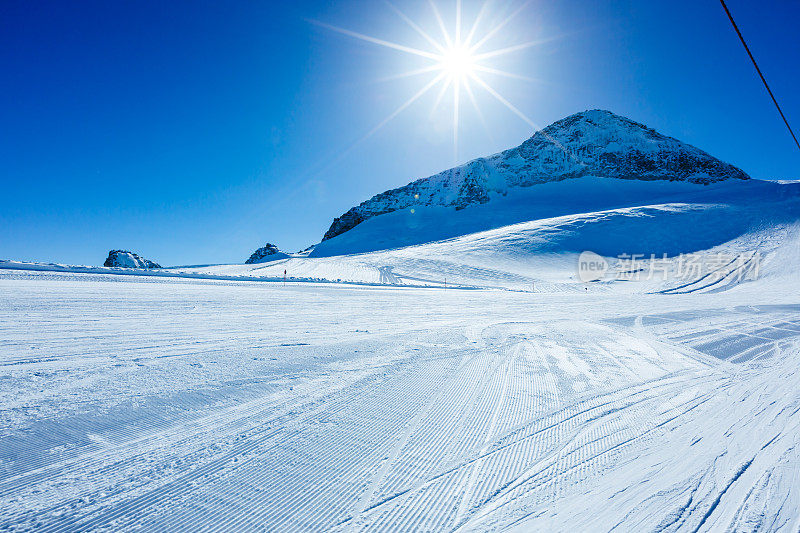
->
[315,1,543,164]
[441,45,475,79]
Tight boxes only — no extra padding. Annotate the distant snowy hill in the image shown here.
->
[321,110,749,245]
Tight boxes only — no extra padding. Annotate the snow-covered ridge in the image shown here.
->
[323,110,749,241]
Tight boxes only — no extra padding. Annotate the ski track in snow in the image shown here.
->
[0,263,799,532]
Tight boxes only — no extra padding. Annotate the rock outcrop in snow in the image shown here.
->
[104,250,161,269]
[245,243,289,264]
[323,110,749,241]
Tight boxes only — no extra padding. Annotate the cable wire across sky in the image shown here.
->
[719,0,800,153]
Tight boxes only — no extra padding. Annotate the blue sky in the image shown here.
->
[1,0,798,266]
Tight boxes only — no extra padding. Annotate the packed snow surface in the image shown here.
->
[1,218,800,531]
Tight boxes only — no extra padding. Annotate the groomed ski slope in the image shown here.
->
[1,219,799,532]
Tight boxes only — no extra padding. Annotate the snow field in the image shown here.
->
[1,268,798,531]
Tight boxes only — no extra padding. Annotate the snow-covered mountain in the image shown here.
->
[322,110,749,243]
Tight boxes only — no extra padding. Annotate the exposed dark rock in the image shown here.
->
[245,243,289,264]
[104,250,161,269]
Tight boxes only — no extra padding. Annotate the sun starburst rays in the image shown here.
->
[313,0,543,165]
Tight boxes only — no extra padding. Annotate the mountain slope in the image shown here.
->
[322,110,749,243]
[312,176,773,258]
